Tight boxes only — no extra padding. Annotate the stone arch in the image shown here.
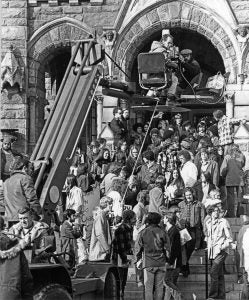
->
[27,17,93,150]
[113,1,239,83]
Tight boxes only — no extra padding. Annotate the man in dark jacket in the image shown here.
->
[112,209,136,298]
[178,49,201,90]
[4,156,41,227]
[110,107,125,147]
[136,212,170,300]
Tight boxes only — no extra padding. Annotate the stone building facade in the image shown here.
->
[1,0,249,154]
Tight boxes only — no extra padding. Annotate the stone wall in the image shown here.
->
[27,0,122,39]
[2,0,249,153]
[1,0,28,152]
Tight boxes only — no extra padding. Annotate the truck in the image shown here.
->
[28,39,121,300]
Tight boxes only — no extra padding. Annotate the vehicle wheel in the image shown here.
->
[34,283,72,300]
[104,270,119,299]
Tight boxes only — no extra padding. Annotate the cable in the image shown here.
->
[121,97,160,204]
[104,50,131,80]
[178,61,226,105]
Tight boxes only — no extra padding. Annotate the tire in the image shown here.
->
[34,283,72,300]
[104,270,119,300]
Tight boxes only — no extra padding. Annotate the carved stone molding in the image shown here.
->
[1,46,24,92]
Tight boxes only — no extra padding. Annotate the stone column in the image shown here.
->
[96,95,104,137]
[225,92,234,118]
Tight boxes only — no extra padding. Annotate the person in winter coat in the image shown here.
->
[148,175,165,214]
[0,220,33,300]
[196,148,220,187]
[220,144,246,217]
[88,196,112,262]
[4,156,41,227]
[110,107,126,147]
[76,163,94,193]
[60,209,82,268]
[65,174,87,263]
[138,150,162,190]
[163,211,182,300]
[135,212,170,300]
[133,190,148,240]
[193,171,216,205]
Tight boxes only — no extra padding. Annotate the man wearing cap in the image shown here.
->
[178,49,201,90]
[0,135,20,182]
[4,156,41,227]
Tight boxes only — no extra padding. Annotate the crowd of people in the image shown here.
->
[0,105,249,300]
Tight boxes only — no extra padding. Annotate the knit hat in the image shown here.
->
[208,124,218,137]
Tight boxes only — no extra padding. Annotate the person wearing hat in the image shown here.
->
[0,134,20,182]
[178,49,201,90]
[4,156,41,228]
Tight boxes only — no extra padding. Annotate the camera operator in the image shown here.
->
[149,30,179,100]
[178,49,201,90]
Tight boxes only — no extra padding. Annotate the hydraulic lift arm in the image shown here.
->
[31,40,103,222]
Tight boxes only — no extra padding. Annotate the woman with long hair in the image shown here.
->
[193,170,216,206]
[165,168,185,207]
[125,145,143,176]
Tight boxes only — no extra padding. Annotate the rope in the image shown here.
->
[121,97,160,205]
[178,61,227,105]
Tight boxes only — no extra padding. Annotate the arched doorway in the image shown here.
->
[27,18,97,152]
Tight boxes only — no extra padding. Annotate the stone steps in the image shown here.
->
[124,217,244,300]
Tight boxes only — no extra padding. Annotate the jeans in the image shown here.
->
[226,186,239,217]
[209,250,227,299]
[144,266,166,300]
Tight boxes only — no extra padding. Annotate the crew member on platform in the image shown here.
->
[178,49,201,90]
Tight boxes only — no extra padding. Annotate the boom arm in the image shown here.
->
[31,40,103,222]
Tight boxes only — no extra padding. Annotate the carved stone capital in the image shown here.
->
[95,95,104,104]
[1,45,24,92]
[224,92,234,103]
